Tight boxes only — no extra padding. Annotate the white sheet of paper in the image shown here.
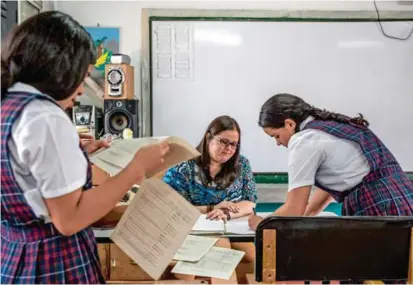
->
[171,247,245,280]
[154,24,172,52]
[225,211,338,235]
[157,54,173,79]
[191,214,225,233]
[225,217,254,235]
[173,235,218,262]
[110,178,201,280]
[90,138,159,169]
[89,157,122,176]
[317,211,338,217]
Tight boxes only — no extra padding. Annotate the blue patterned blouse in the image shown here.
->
[163,155,257,206]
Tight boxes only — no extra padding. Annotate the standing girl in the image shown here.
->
[249,93,413,230]
[1,11,169,283]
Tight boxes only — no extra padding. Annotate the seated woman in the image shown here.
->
[163,115,257,282]
[163,115,257,220]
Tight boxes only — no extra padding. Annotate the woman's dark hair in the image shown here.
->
[1,11,96,100]
[196,115,241,189]
[258,93,369,130]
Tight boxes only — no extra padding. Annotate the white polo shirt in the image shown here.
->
[6,83,88,222]
[287,116,370,193]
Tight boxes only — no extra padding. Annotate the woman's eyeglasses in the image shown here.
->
[212,136,239,150]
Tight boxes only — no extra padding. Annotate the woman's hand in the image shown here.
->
[79,133,110,154]
[206,208,228,222]
[128,140,170,179]
[215,200,239,213]
[248,215,264,231]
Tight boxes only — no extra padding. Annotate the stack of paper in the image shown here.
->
[170,234,245,280]
[173,235,218,262]
[172,247,245,280]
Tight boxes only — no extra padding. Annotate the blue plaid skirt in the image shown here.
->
[342,170,413,216]
[1,221,105,284]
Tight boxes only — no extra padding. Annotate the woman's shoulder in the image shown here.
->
[238,154,251,166]
[237,155,253,174]
[167,158,197,176]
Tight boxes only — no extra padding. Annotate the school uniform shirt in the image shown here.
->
[287,116,370,193]
[7,82,88,221]
[163,155,257,205]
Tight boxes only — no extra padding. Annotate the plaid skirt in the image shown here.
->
[342,171,413,216]
[0,222,105,284]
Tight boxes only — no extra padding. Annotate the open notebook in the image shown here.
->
[191,211,339,235]
[191,214,255,235]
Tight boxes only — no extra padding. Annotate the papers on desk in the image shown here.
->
[191,214,226,234]
[191,214,255,235]
[172,247,245,280]
[191,211,338,236]
[225,217,255,235]
[173,235,218,262]
[317,211,338,217]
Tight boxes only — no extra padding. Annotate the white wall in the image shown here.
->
[42,0,56,11]
[57,0,413,101]
[56,0,413,135]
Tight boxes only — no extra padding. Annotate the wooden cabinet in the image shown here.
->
[109,244,155,281]
[97,238,239,284]
[98,244,156,282]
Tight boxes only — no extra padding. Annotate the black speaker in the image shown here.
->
[104,99,139,138]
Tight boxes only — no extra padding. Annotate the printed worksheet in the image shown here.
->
[171,247,245,280]
[110,178,201,280]
[173,235,218,262]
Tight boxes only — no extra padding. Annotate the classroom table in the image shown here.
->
[93,206,341,243]
[94,228,256,243]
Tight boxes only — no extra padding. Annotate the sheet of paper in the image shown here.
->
[173,235,218,262]
[156,54,172,79]
[89,156,122,176]
[110,178,201,280]
[172,247,245,280]
[224,211,337,235]
[174,52,191,79]
[317,211,338,217]
[191,214,225,233]
[225,216,255,235]
[154,24,172,52]
[174,24,190,50]
[150,136,200,178]
[90,137,158,168]
[89,136,200,178]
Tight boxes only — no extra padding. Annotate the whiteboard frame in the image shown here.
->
[141,9,413,175]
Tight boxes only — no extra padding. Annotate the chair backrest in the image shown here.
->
[255,216,413,283]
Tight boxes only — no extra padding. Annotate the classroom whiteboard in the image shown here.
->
[151,20,413,172]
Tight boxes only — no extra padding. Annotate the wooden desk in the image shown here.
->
[99,238,239,284]
[94,228,255,243]
[93,211,338,243]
